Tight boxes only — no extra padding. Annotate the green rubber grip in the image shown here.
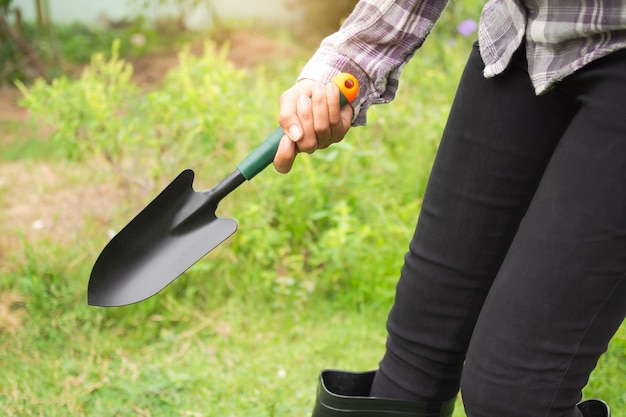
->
[237,85,352,181]
[237,126,284,180]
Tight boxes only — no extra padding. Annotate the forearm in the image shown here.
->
[298,0,449,125]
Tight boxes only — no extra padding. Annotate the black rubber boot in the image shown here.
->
[310,370,456,417]
[578,399,610,417]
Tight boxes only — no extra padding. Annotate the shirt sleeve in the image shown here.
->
[298,0,449,125]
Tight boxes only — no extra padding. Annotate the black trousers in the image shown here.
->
[369,43,626,417]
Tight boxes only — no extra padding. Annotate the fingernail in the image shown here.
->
[289,125,302,141]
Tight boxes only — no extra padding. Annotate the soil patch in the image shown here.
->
[0,161,128,265]
[0,85,29,122]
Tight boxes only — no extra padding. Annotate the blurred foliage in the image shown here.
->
[3,2,625,413]
[26,22,136,64]
[1,0,198,84]
[0,0,46,84]
[20,18,192,70]
[17,39,252,195]
[18,40,139,162]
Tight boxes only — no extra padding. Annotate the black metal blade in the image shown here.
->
[88,169,241,306]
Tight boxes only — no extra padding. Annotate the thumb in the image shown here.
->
[273,135,298,174]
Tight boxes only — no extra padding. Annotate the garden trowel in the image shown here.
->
[88,73,358,307]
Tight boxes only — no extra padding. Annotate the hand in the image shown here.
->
[274,79,354,173]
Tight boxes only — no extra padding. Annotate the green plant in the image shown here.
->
[44,22,138,63]
[17,38,268,185]
[18,40,142,177]
[143,41,254,176]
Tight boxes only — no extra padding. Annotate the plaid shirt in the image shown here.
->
[299,0,626,125]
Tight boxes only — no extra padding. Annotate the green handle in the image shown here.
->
[237,126,284,180]
[237,74,357,181]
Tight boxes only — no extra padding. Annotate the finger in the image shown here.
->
[311,82,331,149]
[278,81,315,142]
[296,93,317,154]
[339,102,354,134]
[273,135,298,174]
[323,83,343,149]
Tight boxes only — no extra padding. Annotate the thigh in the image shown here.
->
[461,49,626,417]
[373,44,579,401]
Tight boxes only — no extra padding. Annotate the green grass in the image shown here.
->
[0,292,385,416]
[1,276,622,416]
[1,14,624,417]
[0,120,60,161]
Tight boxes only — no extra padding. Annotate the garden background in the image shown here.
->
[1,0,624,415]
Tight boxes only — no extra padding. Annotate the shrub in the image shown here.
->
[18,39,259,188]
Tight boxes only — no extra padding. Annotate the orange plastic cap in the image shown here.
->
[331,73,359,103]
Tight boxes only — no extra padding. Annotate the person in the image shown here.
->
[273,0,626,416]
